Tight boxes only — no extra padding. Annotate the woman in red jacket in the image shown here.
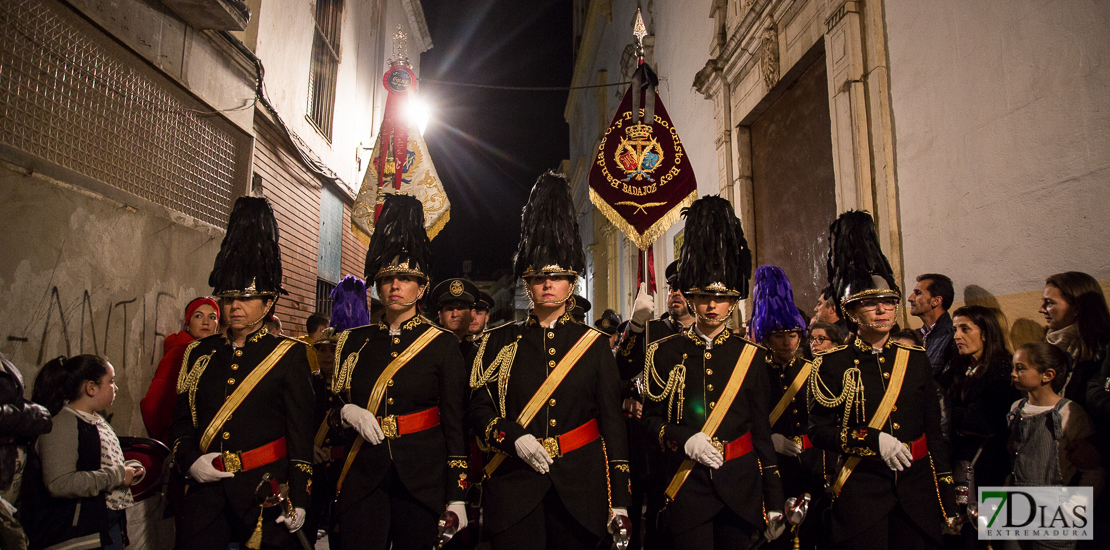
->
[140,297,220,444]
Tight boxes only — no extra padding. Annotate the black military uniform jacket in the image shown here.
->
[468,311,631,537]
[169,327,315,536]
[767,356,827,493]
[807,336,957,542]
[642,327,783,533]
[331,315,468,512]
[615,316,686,381]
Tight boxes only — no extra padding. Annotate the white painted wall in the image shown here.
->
[886,0,1110,302]
[254,0,427,190]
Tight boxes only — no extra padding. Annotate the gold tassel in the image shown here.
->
[246,506,264,549]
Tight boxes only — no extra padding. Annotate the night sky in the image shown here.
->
[419,0,574,283]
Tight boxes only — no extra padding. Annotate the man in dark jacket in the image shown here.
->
[907,274,956,380]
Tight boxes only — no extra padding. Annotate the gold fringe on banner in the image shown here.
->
[589,187,697,251]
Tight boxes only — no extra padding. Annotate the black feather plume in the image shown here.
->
[825,210,898,311]
[364,194,432,281]
[513,171,586,280]
[676,195,752,298]
[209,196,286,296]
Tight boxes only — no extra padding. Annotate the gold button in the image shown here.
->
[853,359,860,364]
[704,352,712,359]
[549,399,556,407]
[393,337,401,344]
[879,357,886,363]
[548,348,556,355]
[222,431,230,439]
[682,353,688,359]
[893,422,901,430]
[795,422,801,428]
[548,332,555,339]
[883,372,890,379]
[234,350,242,357]
[387,380,394,386]
[391,351,398,358]
[549,419,557,427]
[228,378,236,385]
[892,406,898,412]
[387,398,394,405]
[548,360,556,368]
[706,369,713,376]
[231,364,239,370]
[325,438,330,444]
[709,401,716,409]
[707,384,714,392]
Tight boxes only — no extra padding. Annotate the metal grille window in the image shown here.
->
[316,278,336,316]
[307,0,343,140]
[0,0,249,227]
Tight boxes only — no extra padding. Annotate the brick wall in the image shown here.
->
[252,114,365,336]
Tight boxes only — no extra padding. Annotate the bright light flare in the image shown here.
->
[406,96,431,136]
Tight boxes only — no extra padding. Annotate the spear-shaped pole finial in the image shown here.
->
[633,9,647,63]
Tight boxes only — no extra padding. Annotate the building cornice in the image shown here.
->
[402,0,433,52]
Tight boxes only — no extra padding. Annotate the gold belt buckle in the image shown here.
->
[380,415,399,439]
[221,450,242,473]
[542,437,561,459]
[712,437,725,456]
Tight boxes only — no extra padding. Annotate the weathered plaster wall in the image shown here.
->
[886,0,1110,325]
[0,162,222,437]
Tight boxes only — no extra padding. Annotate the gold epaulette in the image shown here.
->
[890,340,926,352]
[582,324,608,337]
[739,336,768,350]
[645,332,682,354]
[176,339,204,395]
[814,344,848,357]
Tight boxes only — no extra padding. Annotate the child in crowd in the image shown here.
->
[1006,342,1103,550]
[23,355,140,550]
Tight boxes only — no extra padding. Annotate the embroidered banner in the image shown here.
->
[588,63,697,251]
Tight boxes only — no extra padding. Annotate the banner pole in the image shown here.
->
[642,247,651,346]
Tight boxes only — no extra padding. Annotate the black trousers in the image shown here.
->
[834,503,940,550]
[337,465,440,550]
[670,505,761,550]
[491,487,601,550]
[181,499,296,550]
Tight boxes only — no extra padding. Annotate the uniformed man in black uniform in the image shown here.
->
[749,265,826,550]
[614,260,693,550]
[306,275,370,546]
[430,277,480,355]
[170,196,315,549]
[594,309,622,352]
[615,261,693,380]
[329,194,469,550]
[470,291,494,340]
[807,211,957,550]
[468,172,631,549]
[642,196,785,550]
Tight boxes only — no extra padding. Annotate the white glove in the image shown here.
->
[447,501,469,531]
[608,507,630,535]
[630,283,654,331]
[515,434,553,474]
[771,434,802,457]
[684,433,723,469]
[275,506,305,532]
[764,510,785,540]
[342,404,384,445]
[313,445,329,463]
[189,452,235,483]
[878,432,913,471]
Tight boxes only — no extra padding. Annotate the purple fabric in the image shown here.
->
[750,265,807,343]
[330,275,370,331]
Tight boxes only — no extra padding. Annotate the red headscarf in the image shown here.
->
[185,296,220,325]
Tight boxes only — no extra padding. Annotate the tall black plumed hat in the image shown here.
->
[825,210,899,313]
[209,196,287,298]
[364,193,432,282]
[513,171,585,280]
[676,195,752,298]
